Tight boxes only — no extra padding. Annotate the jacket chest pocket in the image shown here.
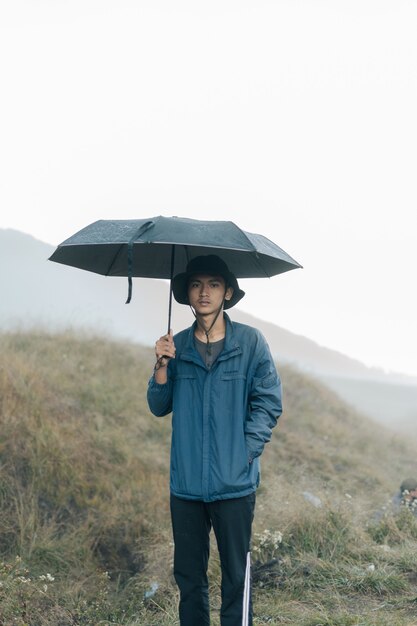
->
[219,373,247,414]
[220,374,247,382]
[173,374,197,413]
[174,374,197,381]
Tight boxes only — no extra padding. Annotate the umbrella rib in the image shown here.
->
[247,251,272,279]
[236,229,273,279]
[106,243,125,276]
[184,245,190,264]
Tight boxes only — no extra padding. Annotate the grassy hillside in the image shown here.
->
[1,331,417,625]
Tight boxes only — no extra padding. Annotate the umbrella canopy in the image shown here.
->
[49,216,302,330]
[49,216,301,278]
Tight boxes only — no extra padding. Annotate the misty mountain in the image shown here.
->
[1,228,416,431]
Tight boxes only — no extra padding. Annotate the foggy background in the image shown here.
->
[1,0,416,377]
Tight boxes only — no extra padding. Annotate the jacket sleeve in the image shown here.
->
[147,366,174,417]
[245,337,282,461]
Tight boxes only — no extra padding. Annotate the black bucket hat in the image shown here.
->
[172,255,245,310]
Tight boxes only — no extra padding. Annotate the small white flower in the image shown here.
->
[18,576,31,584]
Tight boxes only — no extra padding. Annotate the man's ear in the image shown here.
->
[225,286,234,301]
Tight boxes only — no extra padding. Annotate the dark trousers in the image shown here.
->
[170,492,256,626]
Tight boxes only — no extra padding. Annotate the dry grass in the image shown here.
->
[0,330,417,625]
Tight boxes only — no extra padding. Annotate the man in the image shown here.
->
[147,255,282,626]
[399,478,417,515]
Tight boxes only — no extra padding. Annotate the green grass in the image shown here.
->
[1,330,417,625]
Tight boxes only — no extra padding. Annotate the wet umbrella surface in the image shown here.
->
[49,215,302,329]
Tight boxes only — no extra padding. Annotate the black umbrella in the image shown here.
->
[49,216,302,331]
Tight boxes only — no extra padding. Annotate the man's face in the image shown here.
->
[187,274,234,315]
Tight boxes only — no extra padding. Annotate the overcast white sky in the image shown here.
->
[1,0,416,377]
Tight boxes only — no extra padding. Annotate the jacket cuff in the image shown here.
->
[148,377,169,390]
[246,445,262,462]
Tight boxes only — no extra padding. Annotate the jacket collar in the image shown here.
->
[180,313,242,365]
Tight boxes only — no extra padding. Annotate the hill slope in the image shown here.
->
[1,331,417,625]
[1,227,417,432]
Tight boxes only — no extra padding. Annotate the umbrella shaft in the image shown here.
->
[167,245,176,334]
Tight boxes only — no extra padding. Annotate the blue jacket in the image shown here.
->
[147,314,282,502]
